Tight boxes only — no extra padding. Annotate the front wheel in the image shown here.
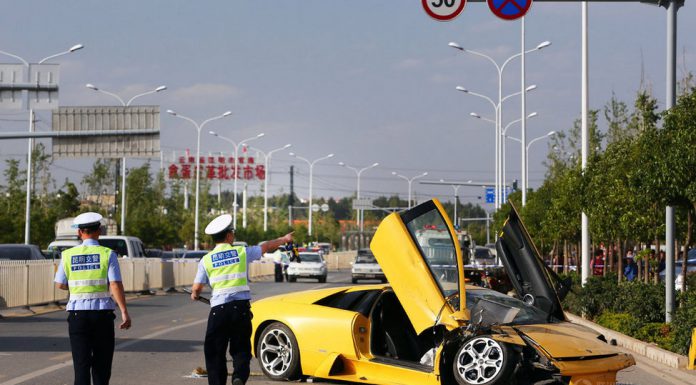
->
[257,322,302,381]
[318,276,327,283]
[452,335,515,385]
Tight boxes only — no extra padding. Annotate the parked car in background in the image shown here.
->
[471,245,498,266]
[659,251,696,290]
[286,252,327,282]
[0,244,46,260]
[181,250,209,261]
[351,248,385,283]
[98,236,146,258]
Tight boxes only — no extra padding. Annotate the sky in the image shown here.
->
[0,1,694,209]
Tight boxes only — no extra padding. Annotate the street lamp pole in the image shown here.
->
[86,83,167,234]
[167,110,232,250]
[502,112,536,196]
[209,132,264,229]
[290,152,334,237]
[450,41,549,208]
[0,44,84,244]
[250,144,292,232]
[439,179,461,227]
[392,171,428,209]
[339,161,379,232]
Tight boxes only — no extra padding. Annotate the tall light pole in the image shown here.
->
[450,41,549,209]
[167,110,232,250]
[85,83,167,234]
[0,44,84,244]
[502,112,537,196]
[506,130,556,188]
[290,152,334,237]
[440,179,461,228]
[339,161,379,232]
[458,84,537,208]
[249,144,292,232]
[209,131,264,229]
[392,171,428,209]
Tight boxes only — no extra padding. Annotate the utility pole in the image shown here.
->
[288,166,294,226]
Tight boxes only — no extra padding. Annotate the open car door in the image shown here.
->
[370,199,465,335]
[495,203,566,321]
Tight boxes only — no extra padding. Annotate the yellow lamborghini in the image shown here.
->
[251,199,635,385]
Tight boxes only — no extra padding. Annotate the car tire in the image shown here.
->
[318,276,327,283]
[257,322,302,381]
[452,335,515,385]
[288,276,296,282]
[351,278,358,284]
[381,278,387,283]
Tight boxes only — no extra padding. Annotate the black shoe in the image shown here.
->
[232,378,244,385]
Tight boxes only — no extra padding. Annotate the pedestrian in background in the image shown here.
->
[54,212,131,385]
[624,252,638,281]
[590,248,605,276]
[190,214,293,385]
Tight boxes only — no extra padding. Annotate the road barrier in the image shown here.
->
[689,328,696,370]
[0,258,275,310]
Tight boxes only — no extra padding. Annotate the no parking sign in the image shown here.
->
[487,0,533,20]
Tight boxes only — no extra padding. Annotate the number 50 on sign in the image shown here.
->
[422,0,466,21]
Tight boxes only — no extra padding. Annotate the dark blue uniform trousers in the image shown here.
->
[68,310,115,385]
[204,300,252,385]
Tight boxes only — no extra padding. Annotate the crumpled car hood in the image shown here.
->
[515,322,618,359]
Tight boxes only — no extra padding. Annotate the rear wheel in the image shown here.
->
[257,322,302,381]
[351,278,358,284]
[318,275,327,283]
[288,276,296,282]
[452,336,515,385]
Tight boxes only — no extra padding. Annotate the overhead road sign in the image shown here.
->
[488,0,532,20]
[422,0,467,21]
[420,179,494,187]
[352,198,373,210]
[52,105,160,158]
[0,63,60,110]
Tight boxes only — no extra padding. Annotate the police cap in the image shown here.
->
[73,212,103,230]
[205,214,234,235]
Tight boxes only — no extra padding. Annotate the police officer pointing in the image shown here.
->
[54,212,131,385]
[190,214,293,385]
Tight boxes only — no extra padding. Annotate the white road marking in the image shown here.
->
[0,317,207,385]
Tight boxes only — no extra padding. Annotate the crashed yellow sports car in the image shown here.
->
[251,199,635,385]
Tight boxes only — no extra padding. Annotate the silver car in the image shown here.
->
[286,252,327,283]
[351,249,386,283]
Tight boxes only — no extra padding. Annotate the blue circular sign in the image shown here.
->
[487,0,532,21]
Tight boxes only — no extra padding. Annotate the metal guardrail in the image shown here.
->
[0,258,275,309]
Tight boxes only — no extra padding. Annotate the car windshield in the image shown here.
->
[405,207,459,298]
[466,288,559,325]
[99,239,128,257]
[475,248,493,259]
[299,253,322,262]
[355,255,377,264]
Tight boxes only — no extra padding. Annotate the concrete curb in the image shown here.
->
[566,312,689,369]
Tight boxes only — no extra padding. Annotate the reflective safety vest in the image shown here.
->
[62,245,112,300]
[202,244,248,297]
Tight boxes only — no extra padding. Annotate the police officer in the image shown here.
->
[54,212,132,385]
[190,214,293,385]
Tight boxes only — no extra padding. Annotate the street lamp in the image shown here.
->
[249,144,292,232]
[339,161,379,232]
[209,131,264,229]
[0,44,84,244]
[502,112,537,196]
[506,131,556,190]
[86,83,167,235]
[167,109,232,250]
[392,171,428,209]
[289,152,334,237]
[450,40,549,209]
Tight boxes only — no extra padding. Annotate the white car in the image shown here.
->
[351,248,386,283]
[286,252,327,283]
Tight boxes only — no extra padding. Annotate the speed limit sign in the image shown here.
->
[422,0,467,21]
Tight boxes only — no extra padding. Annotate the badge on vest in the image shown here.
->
[71,254,101,271]
[211,250,239,268]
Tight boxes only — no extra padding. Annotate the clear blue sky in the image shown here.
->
[0,1,694,206]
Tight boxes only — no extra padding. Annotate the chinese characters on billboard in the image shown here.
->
[168,154,265,181]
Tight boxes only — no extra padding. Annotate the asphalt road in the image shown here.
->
[0,271,693,385]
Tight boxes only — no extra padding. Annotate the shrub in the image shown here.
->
[596,312,640,336]
[616,281,665,324]
[634,323,673,350]
[669,289,696,355]
[574,274,621,320]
